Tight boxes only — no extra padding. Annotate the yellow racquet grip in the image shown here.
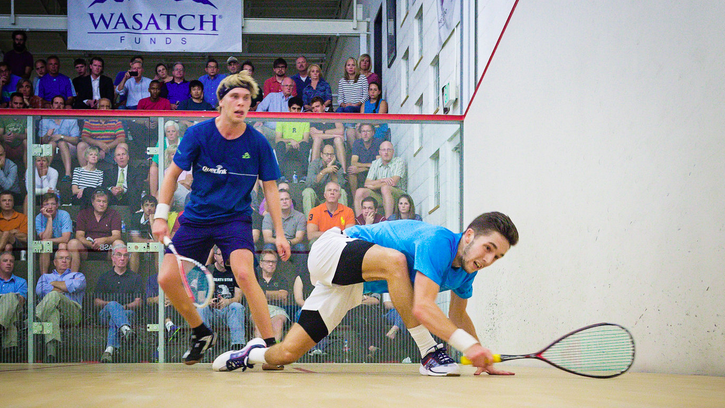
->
[461,354,502,365]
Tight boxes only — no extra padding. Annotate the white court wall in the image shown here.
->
[464,1,725,375]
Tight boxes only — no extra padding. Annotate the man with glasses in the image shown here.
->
[35,193,73,274]
[353,141,407,218]
[302,145,348,217]
[199,59,227,108]
[263,58,296,97]
[255,77,297,142]
[166,62,190,108]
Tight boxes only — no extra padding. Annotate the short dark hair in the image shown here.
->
[241,60,254,71]
[288,96,303,108]
[206,58,218,68]
[310,96,325,106]
[131,55,144,64]
[47,55,60,63]
[12,31,26,41]
[189,79,203,90]
[41,192,58,205]
[52,95,65,104]
[9,92,23,101]
[273,58,287,68]
[466,212,519,246]
[90,56,105,68]
[142,194,158,206]
[0,190,14,200]
[36,59,46,67]
[73,58,86,67]
[149,79,161,87]
[361,196,378,209]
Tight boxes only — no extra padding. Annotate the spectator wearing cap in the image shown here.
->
[226,56,241,75]
[263,57,296,97]
[198,59,226,108]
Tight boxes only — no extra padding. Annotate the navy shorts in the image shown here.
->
[166,214,255,264]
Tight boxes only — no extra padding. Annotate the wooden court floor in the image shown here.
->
[2,363,724,408]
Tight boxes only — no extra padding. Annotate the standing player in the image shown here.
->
[214,212,518,376]
[152,72,290,364]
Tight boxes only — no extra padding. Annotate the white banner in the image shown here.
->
[68,0,241,52]
[437,0,461,46]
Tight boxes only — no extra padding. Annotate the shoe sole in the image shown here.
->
[419,366,461,376]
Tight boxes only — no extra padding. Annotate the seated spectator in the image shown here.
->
[360,82,390,140]
[347,123,382,193]
[226,56,241,75]
[177,80,214,111]
[274,96,310,179]
[78,106,126,166]
[0,145,22,205]
[32,59,46,97]
[0,191,26,252]
[38,95,80,181]
[301,64,332,111]
[153,63,173,85]
[262,189,306,265]
[17,79,44,108]
[302,144,348,216]
[263,57,296,97]
[115,60,151,109]
[149,120,181,197]
[358,54,380,88]
[166,62,190,107]
[0,251,26,359]
[136,80,171,110]
[94,242,144,363]
[102,143,145,210]
[255,249,289,342]
[34,156,58,200]
[355,196,386,225]
[336,57,368,114]
[197,246,246,350]
[255,77,296,141]
[35,249,86,362]
[160,145,192,211]
[198,59,226,108]
[290,56,310,99]
[0,93,28,166]
[4,31,33,80]
[72,56,114,109]
[240,60,263,110]
[129,195,156,272]
[114,56,143,88]
[308,97,346,167]
[36,56,75,107]
[0,62,22,107]
[354,141,406,218]
[72,58,88,81]
[35,192,72,274]
[145,272,181,343]
[71,146,104,207]
[292,264,314,321]
[306,181,355,242]
[67,189,122,272]
[387,193,422,221]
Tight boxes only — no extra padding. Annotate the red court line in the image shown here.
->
[293,367,317,373]
[0,362,90,372]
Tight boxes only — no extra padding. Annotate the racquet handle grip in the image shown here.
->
[163,236,172,246]
[461,355,502,365]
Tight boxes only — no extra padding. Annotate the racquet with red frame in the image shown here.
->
[163,237,215,308]
[462,322,635,378]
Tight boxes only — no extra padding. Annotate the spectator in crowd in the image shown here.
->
[0,62,22,106]
[166,62,190,107]
[0,192,26,252]
[0,251,26,358]
[198,58,226,107]
[198,246,246,350]
[347,123,382,193]
[71,146,104,207]
[72,56,115,109]
[3,31,33,80]
[32,59,46,94]
[358,54,380,87]
[354,141,407,218]
[263,57,296,97]
[355,196,386,225]
[78,106,126,166]
[137,80,172,110]
[0,93,28,166]
[360,82,390,140]
[37,56,75,107]
[309,97,346,167]
[290,56,310,98]
[177,80,214,111]
[35,249,86,362]
[336,57,368,114]
[148,120,182,197]
[34,156,58,200]
[159,145,192,211]
[72,58,88,80]
[292,263,314,321]
[115,59,151,109]
[114,56,143,86]
[0,145,22,204]
[129,194,156,272]
[241,60,263,110]
[386,193,422,221]
[301,64,332,111]
[17,79,44,108]
[38,95,80,181]
[255,250,289,342]
[262,189,306,265]
[255,77,296,141]
[145,272,181,344]
[274,96,310,179]
[154,63,172,84]
[35,192,72,273]
[67,189,122,272]
[302,144,348,216]
[226,56,241,75]
[94,242,144,363]
[306,181,355,242]
[102,143,145,210]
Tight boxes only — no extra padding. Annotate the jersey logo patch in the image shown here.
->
[242,152,251,159]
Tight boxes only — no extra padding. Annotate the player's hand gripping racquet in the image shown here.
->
[461,323,635,378]
[163,237,215,308]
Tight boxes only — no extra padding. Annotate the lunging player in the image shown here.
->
[214,212,518,376]
[153,72,290,364]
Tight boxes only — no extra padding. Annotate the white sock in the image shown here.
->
[105,346,114,354]
[120,325,131,334]
[408,325,437,358]
[248,348,268,365]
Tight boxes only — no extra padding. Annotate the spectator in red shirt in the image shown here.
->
[67,189,122,272]
[137,80,171,110]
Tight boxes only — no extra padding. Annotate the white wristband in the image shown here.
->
[448,329,479,354]
[154,203,170,220]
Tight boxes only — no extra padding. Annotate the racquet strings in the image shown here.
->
[541,324,635,377]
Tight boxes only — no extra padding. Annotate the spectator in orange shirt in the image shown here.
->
[0,191,27,252]
[306,181,355,243]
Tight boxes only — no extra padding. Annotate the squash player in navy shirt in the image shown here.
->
[152,72,290,365]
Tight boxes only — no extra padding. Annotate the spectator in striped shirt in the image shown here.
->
[353,141,407,218]
[71,146,104,207]
[77,100,126,166]
[336,57,369,114]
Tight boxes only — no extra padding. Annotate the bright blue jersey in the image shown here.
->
[173,118,281,223]
[347,220,477,299]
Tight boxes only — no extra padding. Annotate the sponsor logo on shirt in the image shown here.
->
[201,164,227,174]
[242,152,251,159]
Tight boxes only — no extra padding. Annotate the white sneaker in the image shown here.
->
[419,344,461,376]
[212,338,266,372]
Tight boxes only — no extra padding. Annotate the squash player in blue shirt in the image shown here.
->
[152,72,290,365]
[215,212,519,377]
